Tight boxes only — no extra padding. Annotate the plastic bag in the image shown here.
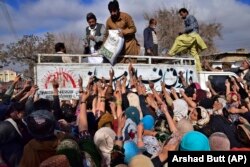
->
[98,30,124,65]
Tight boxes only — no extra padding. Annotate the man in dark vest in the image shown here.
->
[83,12,105,63]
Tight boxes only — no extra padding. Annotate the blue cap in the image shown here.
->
[180,131,210,151]
[141,115,155,130]
[125,106,140,125]
[123,141,140,163]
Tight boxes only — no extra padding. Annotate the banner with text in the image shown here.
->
[35,63,197,100]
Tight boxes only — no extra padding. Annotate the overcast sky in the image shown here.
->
[1,0,250,53]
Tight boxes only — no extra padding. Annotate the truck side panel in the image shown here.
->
[35,63,198,100]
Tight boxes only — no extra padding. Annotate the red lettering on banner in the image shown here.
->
[43,68,77,89]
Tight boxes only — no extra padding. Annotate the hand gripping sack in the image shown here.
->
[99,30,124,65]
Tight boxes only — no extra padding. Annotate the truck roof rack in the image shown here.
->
[37,54,195,65]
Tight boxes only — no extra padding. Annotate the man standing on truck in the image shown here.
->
[168,8,207,71]
[53,42,72,63]
[105,0,140,63]
[83,12,105,63]
[143,18,158,56]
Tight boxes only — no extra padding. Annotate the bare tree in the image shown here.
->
[6,33,55,77]
[39,32,55,54]
[3,32,84,77]
[144,7,222,56]
[0,43,8,66]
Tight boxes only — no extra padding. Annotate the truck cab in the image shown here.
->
[198,71,239,94]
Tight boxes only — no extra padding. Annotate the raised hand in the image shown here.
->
[109,68,114,79]
[128,63,135,75]
[14,74,21,83]
[117,113,126,130]
[116,80,121,91]
[138,75,142,84]
[161,81,166,90]
[51,79,59,89]
[206,80,212,88]
[121,75,127,87]
[81,90,90,102]
[160,102,168,113]
[78,75,83,87]
[99,86,108,97]
[178,71,184,78]
[28,85,39,96]
[114,89,122,101]
[23,79,32,91]
[225,79,230,87]
[179,89,185,96]
[170,87,177,95]
[149,81,155,90]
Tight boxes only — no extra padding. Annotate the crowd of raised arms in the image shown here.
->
[0,60,250,167]
[1,0,250,167]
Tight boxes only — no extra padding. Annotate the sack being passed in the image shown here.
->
[98,30,124,65]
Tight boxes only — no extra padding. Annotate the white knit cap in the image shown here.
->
[94,127,116,166]
[127,92,143,119]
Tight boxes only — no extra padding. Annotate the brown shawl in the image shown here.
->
[19,137,59,167]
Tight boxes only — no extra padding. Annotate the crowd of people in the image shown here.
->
[0,60,250,167]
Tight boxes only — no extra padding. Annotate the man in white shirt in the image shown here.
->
[83,13,105,63]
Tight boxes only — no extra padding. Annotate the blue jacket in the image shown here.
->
[143,26,156,50]
[184,15,199,33]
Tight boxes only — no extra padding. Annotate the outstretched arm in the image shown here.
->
[180,89,196,108]
[161,103,178,133]
[206,80,218,96]
[12,80,32,101]
[3,75,21,103]
[78,90,90,132]
[149,81,164,105]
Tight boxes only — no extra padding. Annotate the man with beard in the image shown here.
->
[105,0,140,63]
[83,12,105,63]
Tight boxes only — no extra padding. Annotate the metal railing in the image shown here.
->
[37,54,196,65]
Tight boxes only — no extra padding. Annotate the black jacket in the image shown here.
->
[143,26,155,50]
[0,120,23,167]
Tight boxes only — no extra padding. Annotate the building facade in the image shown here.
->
[0,70,17,82]
[203,48,250,68]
